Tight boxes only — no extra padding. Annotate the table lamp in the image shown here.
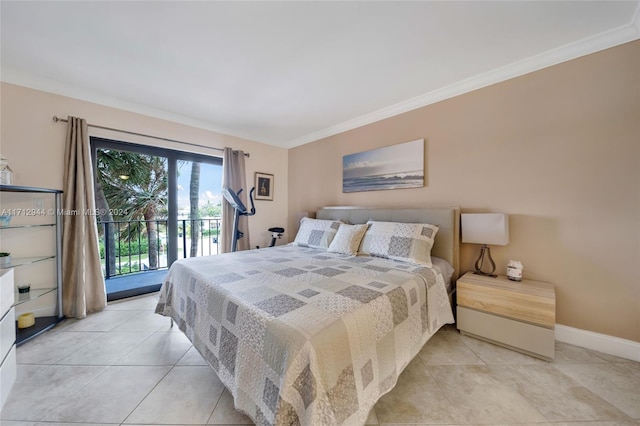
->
[461,213,509,277]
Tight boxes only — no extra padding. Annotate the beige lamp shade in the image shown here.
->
[461,213,509,246]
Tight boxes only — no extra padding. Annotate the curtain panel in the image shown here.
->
[221,147,250,253]
[62,116,107,318]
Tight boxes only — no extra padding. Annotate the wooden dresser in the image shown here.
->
[456,271,556,360]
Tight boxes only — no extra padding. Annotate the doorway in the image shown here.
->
[91,138,223,300]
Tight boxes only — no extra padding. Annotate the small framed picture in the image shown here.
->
[255,172,274,201]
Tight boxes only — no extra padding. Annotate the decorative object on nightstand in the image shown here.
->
[456,271,556,360]
[461,213,509,277]
[507,260,524,281]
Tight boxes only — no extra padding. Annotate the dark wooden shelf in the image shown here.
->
[16,316,65,345]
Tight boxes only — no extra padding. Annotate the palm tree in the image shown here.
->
[96,149,152,276]
[97,150,167,270]
[189,162,201,257]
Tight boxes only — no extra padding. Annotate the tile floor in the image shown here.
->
[1,292,639,426]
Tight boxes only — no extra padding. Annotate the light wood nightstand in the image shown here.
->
[456,271,556,360]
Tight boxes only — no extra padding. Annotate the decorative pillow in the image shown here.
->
[328,223,369,255]
[360,221,439,266]
[293,217,343,249]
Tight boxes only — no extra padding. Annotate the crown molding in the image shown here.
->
[284,16,640,149]
[3,5,639,151]
[0,67,269,146]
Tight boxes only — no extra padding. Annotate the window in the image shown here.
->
[91,137,222,300]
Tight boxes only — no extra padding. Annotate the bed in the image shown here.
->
[155,206,459,426]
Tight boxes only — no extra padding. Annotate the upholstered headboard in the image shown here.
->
[316,206,460,281]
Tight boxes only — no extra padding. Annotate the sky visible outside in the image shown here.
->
[176,161,223,214]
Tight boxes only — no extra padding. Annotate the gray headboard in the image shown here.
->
[316,206,460,280]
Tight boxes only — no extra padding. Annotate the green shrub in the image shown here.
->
[99,238,150,259]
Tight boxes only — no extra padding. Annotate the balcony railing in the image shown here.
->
[98,217,221,278]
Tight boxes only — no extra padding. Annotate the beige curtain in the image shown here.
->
[221,147,250,253]
[62,116,107,318]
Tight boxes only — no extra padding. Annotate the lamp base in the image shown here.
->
[473,271,497,278]
[473,244,497,277]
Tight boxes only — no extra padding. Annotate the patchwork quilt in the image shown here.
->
[155,244,454,426]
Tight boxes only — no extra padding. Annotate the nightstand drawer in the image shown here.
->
[457,306,555,360]
[457,274,555,328]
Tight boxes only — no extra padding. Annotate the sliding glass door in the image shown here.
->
[91,138,222,300]
[176,159,224,260]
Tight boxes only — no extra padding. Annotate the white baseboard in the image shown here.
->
[555,324,640,362]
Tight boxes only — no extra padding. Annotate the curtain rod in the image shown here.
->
[52,116,249,157]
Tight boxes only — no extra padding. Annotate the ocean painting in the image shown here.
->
[343,139,424,193]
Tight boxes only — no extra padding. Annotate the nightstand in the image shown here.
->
[456,271,556,360]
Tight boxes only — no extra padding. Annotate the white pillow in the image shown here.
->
[360,221,439,266]
[293,217,343,249]
[328,223,368,255]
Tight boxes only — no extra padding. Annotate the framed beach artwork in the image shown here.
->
[343,139,424,193]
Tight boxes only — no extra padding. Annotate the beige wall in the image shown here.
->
[2,40,637,342]
[0,83,289,249]
[288,41,640,342]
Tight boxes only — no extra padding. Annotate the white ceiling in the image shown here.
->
[2,1,639,148]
